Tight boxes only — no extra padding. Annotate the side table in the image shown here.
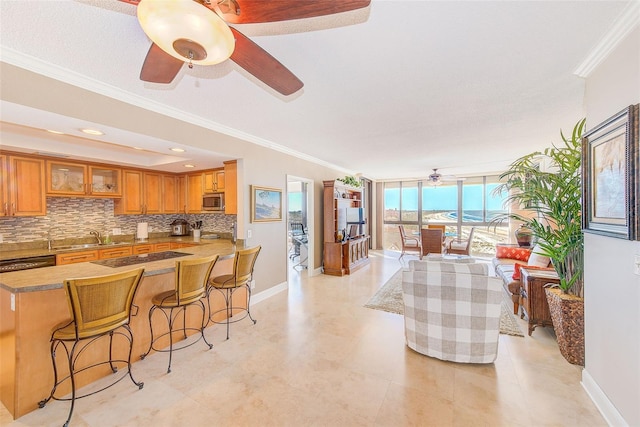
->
[520,267,560,336]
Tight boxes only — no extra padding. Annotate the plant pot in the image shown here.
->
[545,288,584,366]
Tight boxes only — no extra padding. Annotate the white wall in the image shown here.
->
[583,26,640,427]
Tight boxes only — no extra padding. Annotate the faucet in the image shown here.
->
[89,230,102,244]
[47,228,61,251]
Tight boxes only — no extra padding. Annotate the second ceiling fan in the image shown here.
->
[121,0,371,95]
[428,169,465,186]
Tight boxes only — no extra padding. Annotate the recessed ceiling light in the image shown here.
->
[81,128,104,136]
[184,164,195,168]
[46,129,64,135]
[170,147,185,152]
[133,147,144,150]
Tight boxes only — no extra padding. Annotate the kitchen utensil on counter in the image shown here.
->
[170,219,190,236]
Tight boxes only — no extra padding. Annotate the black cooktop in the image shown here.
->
[91,251,190,268]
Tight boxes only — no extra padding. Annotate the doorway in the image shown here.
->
[286,176,314,278]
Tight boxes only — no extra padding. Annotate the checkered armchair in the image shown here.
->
[402,260,503,363]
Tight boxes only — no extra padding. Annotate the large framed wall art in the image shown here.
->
[582,104,639,240]
[251,185,283,222]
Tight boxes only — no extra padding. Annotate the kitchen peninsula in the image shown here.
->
[0,239,244,420]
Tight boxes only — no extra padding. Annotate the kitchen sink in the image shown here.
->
[53,242,130,251]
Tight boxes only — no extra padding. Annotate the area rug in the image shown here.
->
[364,269,525,337]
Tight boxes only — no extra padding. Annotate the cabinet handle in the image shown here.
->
[3,202,7,215]
[11,203,15,216]
[88,183,92,194]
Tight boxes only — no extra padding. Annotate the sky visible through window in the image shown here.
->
[384,184,504,211]
[288,193,302,211]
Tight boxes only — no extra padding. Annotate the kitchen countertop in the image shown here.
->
[0,235,224,261]
[0,239,243,293]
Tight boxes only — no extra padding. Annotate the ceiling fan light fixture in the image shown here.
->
[137,0,235,66]
[428,169,442,186]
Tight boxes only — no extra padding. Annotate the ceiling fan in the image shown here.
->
[427,169,465,186]
[120,0,371,95]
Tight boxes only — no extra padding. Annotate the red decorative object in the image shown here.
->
[512,263,554,280]
[496,245,531,261]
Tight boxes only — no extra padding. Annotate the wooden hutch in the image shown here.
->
[323,180,370,276]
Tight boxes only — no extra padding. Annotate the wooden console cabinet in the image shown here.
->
[322,180,370,276]
[520,267,560,336]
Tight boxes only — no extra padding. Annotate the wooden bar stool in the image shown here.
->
[38,268,145,427]
[141,255,217,373]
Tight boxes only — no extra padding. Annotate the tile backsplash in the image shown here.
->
[0,197,236,244]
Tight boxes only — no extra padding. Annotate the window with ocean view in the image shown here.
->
[422,183,457,223]
[383,176,508,256]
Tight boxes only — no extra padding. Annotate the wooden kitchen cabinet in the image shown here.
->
[178,175,187,214]
[98,246,133,259]
[162,174,179,213]
[223,160,237,214]
[115,170,171,214]
[114,169,144,214]
[203,168,224,193]
[46,160,121,197]
[134,242,172,254]
[154,242,172,251]
[133,244,153,254]
[1,155,46,217]
[186,172,203,213]
[143,172,162,214]
[56,250,99,265]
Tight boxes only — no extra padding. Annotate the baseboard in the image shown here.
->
[251,281,288,305]
[582,369,628,426]
[310,266,323,276]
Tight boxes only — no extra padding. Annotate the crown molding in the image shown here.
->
[0,47,354,175]
[574,0,640,78]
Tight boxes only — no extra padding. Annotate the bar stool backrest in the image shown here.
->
[65,268,145,336]
[232,246,261,286]
[175,255,218,305]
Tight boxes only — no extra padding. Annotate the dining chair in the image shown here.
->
[420,228,444,256]
[399,225,422,260]
[427,224,446,236]
[447,227,476,255]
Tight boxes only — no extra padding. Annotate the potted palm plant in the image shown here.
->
[492,119,585,365]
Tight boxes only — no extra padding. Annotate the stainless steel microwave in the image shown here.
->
[203,193,224,211]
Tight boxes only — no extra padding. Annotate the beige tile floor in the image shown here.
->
[1,250,605,426]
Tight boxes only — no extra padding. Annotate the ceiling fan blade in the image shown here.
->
[213,0,371,24]
[229,28,303,95]
[139,43,184,84]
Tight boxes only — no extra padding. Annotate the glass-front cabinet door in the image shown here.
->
[47,161,87,195]
[47,161,121,197]
[89,166,121,196]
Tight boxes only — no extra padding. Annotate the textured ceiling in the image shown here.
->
[0,0,634,179]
